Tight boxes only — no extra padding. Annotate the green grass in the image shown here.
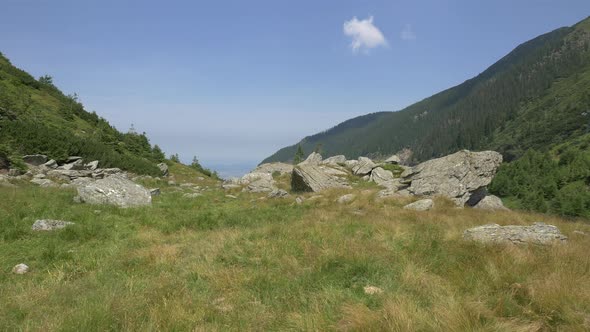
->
[1,181,589,331]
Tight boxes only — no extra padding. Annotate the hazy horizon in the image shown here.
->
[2,0,589,175]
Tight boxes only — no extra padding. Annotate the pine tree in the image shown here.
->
[293,144,304,164]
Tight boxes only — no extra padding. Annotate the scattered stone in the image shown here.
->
[337,194,356,204]
[473,195,509,211]
[385,155,401,164]
[12,263,29,275]
[463,222,568,245]
[401,150,502,206]
[291,164,350,192]
[295,196,304,205]
[77,175,152,208]
[30,178,56,187]
[168,180,176,186]
[33,173,46,179]
[32,219,74,231]
[352,157,377,175]
[149,188,161,196]
[225,194,237,199]
[44,159,58,169]
[404,199,434,211]
[268,189,289,198]
[22,154,47,166]
[66,156,82,163]
[183,193,202,198]
[573,230,587,236]
[363,286,383,295]
[157,163,169,176]
[85,160,99,171]
[197,177,205,181]
[222,183,241,190]
[370,167,394,186]
[322,155,347,165]
[299,152,323,165]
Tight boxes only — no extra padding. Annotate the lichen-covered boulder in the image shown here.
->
[291,164,350,192]
[463,223,567,245]
[77,175,152,208]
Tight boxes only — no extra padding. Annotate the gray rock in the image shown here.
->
[32,219,74,231]
[337,194,356,204]
[62,159,85,171]
[268,189,289,198]
[295,196,304,204]
[404,199,434,211]
[102,168,122,175]
[77,175,152,208]
[385,155,401,164]
[85,160,99,171]
[33,173,46,179]
[66,156,82,163]
[473,195,508,211]
[401,150,502,206]
[352,157,377,175]
[149,188,161,196]
[322,155,347,166]
[12,263,29,275]
[44,159,58,169]
[463,222,567,245]
[47,169,93,180]
[299,152,323,165]
[225,194,237,199]
[23,154,47,166]
[245,178,276,193]
[157,163,169,176]
[222,183,241,190]
[291,164,351,192]
[370,167,394,186]
[344,160,359,169]
[30,178,56,187]
[8,168,22,177]
[252,162,294,175]
[319,165,349,177]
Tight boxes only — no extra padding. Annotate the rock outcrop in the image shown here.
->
[77,175,152,208]
[322,155,346,166]
[370,167,394,186]
[463,223,567,245]
[352,157,377,175]
[384,155,400,164]
[400,150,502,206]
[299,152,323,165]
[291,164,350,192]
[253,162,294,175]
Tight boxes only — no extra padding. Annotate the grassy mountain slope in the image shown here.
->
[263,16,590,164]
[0,53,165,175]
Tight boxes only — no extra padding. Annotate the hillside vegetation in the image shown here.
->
[1,166,589,331]
[263,16,590,164]
[0,53,165,175]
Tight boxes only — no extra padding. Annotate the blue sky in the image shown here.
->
[1,0,589,176]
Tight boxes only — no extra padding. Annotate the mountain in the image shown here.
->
[0,53,166,175]
[263,16,590,164]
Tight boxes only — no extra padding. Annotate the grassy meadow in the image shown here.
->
[1,167,590,331]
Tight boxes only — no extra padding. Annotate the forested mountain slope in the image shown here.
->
[263,16,590,164]
[0,53,165,175]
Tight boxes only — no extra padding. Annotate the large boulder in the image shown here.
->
[253,162,294,175]
[463,223,567,245]
[352,157,377,175]
[384,155,401,164]
[291,164,350,192]
[322,155,347,166]
[299,152,323,165]
[401,150,502,206]
[404,199,434,211]
[474,195,509,211]
[76,175,152,208]
[22,154,47,166]
[370,167,394,186]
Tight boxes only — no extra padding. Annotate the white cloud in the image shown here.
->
[401,24,416,41]
[343,16,388,53]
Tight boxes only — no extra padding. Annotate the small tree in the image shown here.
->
[170,153,180,163]
[39,75,53,85]
[294,144,305,164]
